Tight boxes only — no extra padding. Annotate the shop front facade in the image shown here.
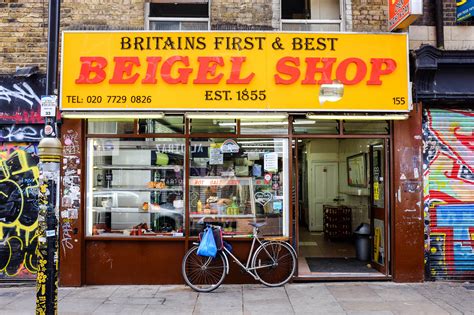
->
[415,46,474,281]
[58,31,424,286]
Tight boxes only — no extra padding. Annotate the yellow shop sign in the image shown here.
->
[61,31,409,112]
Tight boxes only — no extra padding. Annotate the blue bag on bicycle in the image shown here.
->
[197,228,217,257]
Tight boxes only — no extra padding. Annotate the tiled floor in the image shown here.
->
[297,226,384,277]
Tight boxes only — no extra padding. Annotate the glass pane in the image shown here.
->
[371,144,385,208]
[240,119,289,135]
[87,138,185,237]
[180,21,208,30]
[138,116,184,134]
[87,119,135,134]
[343,121,389,135]
[190,119,236,133]
[282,22,341,32]
[293,118,339,134]
[189,138,289,237]
[149,21,180,30]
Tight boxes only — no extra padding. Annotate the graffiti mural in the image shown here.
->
[0,75,45,124]
[0,143,40,279]
[0,125,44,142]
[423,108,474,279]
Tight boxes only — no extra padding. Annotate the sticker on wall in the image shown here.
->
[220,139,240,153]
[255,191,273,207]
[264,173,272,184]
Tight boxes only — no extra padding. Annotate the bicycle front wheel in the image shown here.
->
[252,241,296,287]
[182,246,226,292]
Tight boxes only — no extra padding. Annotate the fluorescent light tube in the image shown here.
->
[306,113,409,120]
[62,112,165,119]
[186,112,288,120]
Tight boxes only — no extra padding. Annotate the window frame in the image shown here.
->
[145,2,210,30]
[280,0,345,32]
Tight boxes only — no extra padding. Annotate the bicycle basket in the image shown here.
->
[199,226,223,250]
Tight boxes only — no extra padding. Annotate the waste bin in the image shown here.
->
[354,223,370,261]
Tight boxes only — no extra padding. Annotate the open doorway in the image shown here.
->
[296,138,389,277]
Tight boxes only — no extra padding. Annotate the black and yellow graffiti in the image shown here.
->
[0,146,40,277]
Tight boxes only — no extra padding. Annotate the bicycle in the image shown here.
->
[182,221,297,292]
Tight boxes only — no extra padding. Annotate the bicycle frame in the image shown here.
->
[220,228,282,281]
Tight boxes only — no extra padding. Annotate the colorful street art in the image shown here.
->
[423,108,474,280]
[0,75,45,124]
[0,143,40,279]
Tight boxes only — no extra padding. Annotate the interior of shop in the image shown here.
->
[296,138,386,276]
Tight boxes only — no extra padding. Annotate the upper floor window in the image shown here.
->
[281,0,343,32]
[146,0,209,31]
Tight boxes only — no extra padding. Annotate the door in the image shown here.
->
[369,142,388,274]
[309,162,338,231]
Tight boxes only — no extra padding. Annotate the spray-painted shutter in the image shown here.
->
[423,108,474,280]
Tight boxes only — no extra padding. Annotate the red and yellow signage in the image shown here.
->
[61,32,409,112]
[389,0,422,31]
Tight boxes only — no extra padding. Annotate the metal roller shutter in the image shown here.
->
[423,108,474,280]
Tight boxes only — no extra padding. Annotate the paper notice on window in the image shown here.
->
[264,152,278,172]
[209,147,223,165]
[248,152,260,161]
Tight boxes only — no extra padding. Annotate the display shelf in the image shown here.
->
[190,214,254,219]
[93,187,183,192]
[94,165,183,170]
[92,207,184,213]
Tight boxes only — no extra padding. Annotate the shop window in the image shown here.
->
[281,0,343,31]
[138,116,185,134]
[189,138,289,237]
[190,119,236,134]
[292,118,339,134]
[87,119,135,135]
[147,1,209,31]
[343,121,389,135]
[86,138,185,237]
[239,118,289,135]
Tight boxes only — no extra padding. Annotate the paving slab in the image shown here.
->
[0,281,472,314]
[110,285,160,298]
[93,302,148,314]
[286,283,345,314]
[327,283,383,302]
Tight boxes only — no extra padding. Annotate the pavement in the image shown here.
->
[0,281,473,314]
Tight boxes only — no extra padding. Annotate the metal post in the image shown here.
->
[36,0,61,314]
[36,139,62,314]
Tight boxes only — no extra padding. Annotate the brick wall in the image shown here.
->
[211,0,280,30]
[351,0,388,32]
[0,1,48,74]
[0,0,144,74]
[413,0,474,26]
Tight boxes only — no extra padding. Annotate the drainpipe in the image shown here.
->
[435,0,444,49]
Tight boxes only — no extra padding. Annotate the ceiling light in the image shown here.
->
[306,113,409,120]
[219,120,316,127]
[186,112,288,120]
[61,111,165,119]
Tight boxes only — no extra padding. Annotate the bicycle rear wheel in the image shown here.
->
[252,241,296,287]
[182,246,226,292]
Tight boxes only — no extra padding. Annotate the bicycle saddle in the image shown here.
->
[248,222,267,228]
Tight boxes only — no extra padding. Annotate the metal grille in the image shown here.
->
[423,108,474,280]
